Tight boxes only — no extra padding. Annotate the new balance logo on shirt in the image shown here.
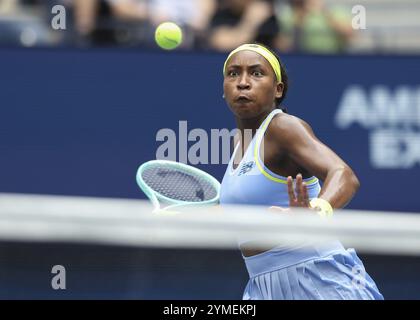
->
[238,161,255,176]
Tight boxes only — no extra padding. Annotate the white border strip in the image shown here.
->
[1,193,420,255]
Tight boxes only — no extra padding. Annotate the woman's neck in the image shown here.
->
[234,109,272,133]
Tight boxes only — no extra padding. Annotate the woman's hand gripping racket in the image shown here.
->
[136,160,221,214]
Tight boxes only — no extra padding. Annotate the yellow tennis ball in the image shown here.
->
[155,22,183,50]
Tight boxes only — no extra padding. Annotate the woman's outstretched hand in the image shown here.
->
[287,174,310,208]
[269,174,310,212]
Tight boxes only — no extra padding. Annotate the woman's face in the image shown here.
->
[223,50,283,119]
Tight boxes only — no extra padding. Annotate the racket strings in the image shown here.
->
[142,166,218,202]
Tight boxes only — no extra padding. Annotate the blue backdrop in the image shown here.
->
[1,48,419,212]
[1,48,420,300]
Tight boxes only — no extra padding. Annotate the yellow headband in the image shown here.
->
[223,44,282,83]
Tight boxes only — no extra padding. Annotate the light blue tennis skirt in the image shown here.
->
[242,241,384,300]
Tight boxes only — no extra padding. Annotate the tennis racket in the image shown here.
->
[136,160,221,214]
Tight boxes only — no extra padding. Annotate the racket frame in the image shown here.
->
[136,160,221,212]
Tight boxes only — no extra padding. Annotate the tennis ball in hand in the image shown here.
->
[155,22,183,50]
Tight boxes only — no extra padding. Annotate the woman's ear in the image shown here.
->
[275,82,284,99]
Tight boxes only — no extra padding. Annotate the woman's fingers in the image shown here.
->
[296,174,309,206]
[301,181,310,207]
[287,176,296,205]
[288,174,310,207]
[296,174,304,204]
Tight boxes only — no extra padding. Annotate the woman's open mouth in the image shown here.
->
[236,95,252,103]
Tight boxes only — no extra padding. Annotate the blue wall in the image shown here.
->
[1,48,420,212]
[1,241,419,299]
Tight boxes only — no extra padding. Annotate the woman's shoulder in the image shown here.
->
[267,111,315,142]
[270,111,312,132]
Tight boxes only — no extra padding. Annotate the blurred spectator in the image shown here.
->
[105,0,149,46]
[4,0,415,55]
[148,0,216,49]
[0,0,59,47]
[71,0,136,46]
[73,0,100,40]
[275,0,353,53]
[254,0,283,49]
[208,0,281,51]
[0,0,18,13]
[88,0,216,48]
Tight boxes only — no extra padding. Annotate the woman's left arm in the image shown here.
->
[270,115,360,210]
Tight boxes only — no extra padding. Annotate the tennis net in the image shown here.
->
[1,192,419,299]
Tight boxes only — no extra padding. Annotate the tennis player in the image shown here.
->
[220,43,383,300]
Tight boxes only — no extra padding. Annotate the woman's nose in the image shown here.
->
[237,74,251,90]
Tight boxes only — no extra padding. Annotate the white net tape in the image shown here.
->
[1,193,420,256]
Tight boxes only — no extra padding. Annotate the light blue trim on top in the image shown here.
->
[254,109,319,185]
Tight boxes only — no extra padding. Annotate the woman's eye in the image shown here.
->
[253,71,263,77]
[228,71,238,77]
